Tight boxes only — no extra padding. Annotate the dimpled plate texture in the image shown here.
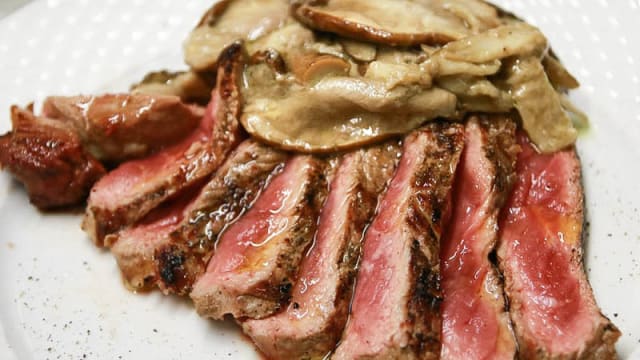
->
[0,0,639,359]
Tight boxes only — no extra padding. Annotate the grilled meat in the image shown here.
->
[440,115,519,360]
[332,122,464,360]
[82,43,245,246]
[109,186,202,291]
[155,140,288,295]
[497,133,621,359]
[190,155,328,320]
[242,142,400,360]
[0,105,105,209]
[42,94,204,163]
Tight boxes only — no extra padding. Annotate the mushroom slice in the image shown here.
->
[293,0,473,46]
[542,54,580,90]
[430,58,502,77]
[364,61,432,89]
[437,75,512,112]
[439,0,501,31]
[290,54,352,84]
[184,0,288,71]
[340,39,377,62]
[504,56,577,153]
[433,22,548,63]
[241,63,456,152]
[131,71,214,104]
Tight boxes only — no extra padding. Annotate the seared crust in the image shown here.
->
[0,106,105,209]
[242,143,401,359]
[191,155,329,320]
[498,136,621,359]
[83,43,245,246]
[405,122,465,358]
[155,140,288,295]
[333,122,464,360]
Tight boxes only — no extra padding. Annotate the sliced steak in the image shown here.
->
[440,116,518,360]
[42,93,204,163]
[0,105,105,209]
[190,155,328,320]
[155,140,289,295]
[82,43,245,247]
[332,122,464,360]
[109,186,202,291]
[497,133,620,359]
[242,143,400,360]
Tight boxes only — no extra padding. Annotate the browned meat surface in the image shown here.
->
[440,115,519,360]
[242,143,400,360]
[42,93,204,163]
[0,105,105,209]
[497,133,620,359]
[332,122,464,360]
[190,155,328,320]
[155,140,289,295]
[82,44,245,246]
[109,186,202,291]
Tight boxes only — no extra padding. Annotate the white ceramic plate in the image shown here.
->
[0,1,639,359]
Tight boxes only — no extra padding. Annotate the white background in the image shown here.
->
[0,1,639,359]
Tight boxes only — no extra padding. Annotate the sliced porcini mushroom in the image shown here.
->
[293,0,473,46]
[184,0,288,71]
[340,39,377,62]
[438,0,501,31]
[131,71,214,104]
[437,75,512,112]
[241,62,456,152]
[245,21,316,63]
[503,56,577,153]
[433,22,548,63]
[542,54,580,90]
[364,61,432,89]
[290,54,351,84]
[429,57,502,77]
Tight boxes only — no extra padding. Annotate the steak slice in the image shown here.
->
[497,133,620,359]
[332,122,464,360]
[242,143,400,360]
[440,116,518,360]
[155,140,289,295]
[82,43,245,247]
[109,185,202,291]
[190,155,328,320]
[42,93,204,163]
[0,105,105,209]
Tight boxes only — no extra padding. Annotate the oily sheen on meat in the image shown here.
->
[333,122,464,359]
[82,44,245,246]
[243,143,400,359]
[440,116,518,360]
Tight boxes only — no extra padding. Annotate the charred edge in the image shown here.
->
[477,115,519,208]
[267,158,328,305]
[157,245,185,287]
[408,239,442,356]
[215,41,245,146]
[217,42,245,97]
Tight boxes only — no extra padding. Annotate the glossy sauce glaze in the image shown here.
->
[242,146,397,360]
[190,155,327,320]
